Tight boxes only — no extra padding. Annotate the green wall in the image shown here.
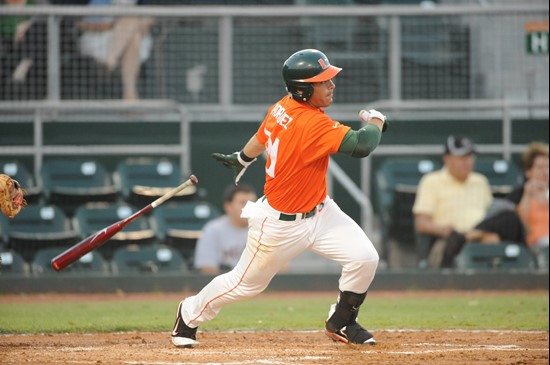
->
[1,118,548,221]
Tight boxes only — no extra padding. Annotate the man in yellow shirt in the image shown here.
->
[413,136,524,268]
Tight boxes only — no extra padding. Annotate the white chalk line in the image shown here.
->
[125,359,327,365]
[59,347,103,352]
[125,359,288,365]
[403,343,521,348]
[380,328,548,334]
[364,347,549,355]
[363,342,549,355]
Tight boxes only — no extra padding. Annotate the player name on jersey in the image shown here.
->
[270,103,293,129]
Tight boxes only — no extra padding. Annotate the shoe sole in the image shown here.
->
[171,336,197,348]
[324,328,349,344]
[324,328,376,345]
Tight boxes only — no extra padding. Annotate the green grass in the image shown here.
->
[0,293,547,334]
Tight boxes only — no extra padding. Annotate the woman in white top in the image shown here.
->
[78,0,153,100]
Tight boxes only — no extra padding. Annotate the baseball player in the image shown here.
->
[172,49,387,348]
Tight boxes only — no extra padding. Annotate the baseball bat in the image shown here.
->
[51,175,199,271]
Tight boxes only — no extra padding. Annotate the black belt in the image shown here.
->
[262,196,324,221]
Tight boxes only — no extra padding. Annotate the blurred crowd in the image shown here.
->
[413,137,549,269]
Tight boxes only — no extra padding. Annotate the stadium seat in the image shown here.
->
[454,242,536,271]
[0,160,41,203]
[31,247,109,275]
[376,158,442,213]
[111,244,187,274]
[0,249,29,276]
[0,214,8,245]
[40,159,118,214]
[4,204,79,262]
[375,158,442,251]
[73,202,156,260]
[537,246,549,270]
[151,201,220,264]
[475,158,522,197]
[114,157,196,206]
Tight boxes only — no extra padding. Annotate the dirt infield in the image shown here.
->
[1,329,548,364]
[1,292,548,364]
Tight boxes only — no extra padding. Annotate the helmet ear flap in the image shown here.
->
[286,81,314,102]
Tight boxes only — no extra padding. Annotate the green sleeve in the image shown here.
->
[338,124,382,158]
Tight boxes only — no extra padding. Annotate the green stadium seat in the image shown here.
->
[0,249,29,276]
[454,242,536,271]
[0,160,41,203]
[391,186,418,245]
[0,215,8,245]
[111,244,187,274]
[40,159,118,214]
[376,158,441,211]
[4,204,79,262]
[73,202,156,260]
[151,201,220,264]
[475,158,522,197]
[375,158,442,253]
[114,157,196,206]
[537,246,549,270]
[31,247,109,275]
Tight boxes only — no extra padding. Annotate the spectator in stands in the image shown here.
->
[0,0,48,100]
[193,184,257,274]
[77,0,154,100]
[506,142,549,256]
[413,135,525,268]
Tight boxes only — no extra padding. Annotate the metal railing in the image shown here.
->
[0,100,189,180]
[0,3,547,105]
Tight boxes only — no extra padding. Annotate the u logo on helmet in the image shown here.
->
[318,58,328,69]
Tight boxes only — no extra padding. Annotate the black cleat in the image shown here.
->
[325,322,376,345]
[171,300,198,348]
[325,304,376,345]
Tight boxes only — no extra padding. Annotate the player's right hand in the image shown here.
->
[359,109,389,133]
[212,152,256,185]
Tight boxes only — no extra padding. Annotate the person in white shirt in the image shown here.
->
[78,0,154,100]
[193,184,257,274]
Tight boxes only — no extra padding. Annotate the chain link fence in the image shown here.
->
[1,3,547,105]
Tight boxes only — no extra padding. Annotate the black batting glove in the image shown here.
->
[212,151,256,185]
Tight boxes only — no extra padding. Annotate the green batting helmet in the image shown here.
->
[282,49,342,102]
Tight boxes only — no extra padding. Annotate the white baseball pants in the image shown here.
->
[181,196,379,327]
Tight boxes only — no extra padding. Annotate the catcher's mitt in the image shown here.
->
[0,174,27,218]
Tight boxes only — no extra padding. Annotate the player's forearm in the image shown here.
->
[242,134,266,159]
[338,124,382,158]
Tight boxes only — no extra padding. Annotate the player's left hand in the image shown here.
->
[212,152,256,185]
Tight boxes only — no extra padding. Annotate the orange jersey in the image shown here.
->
[256,95,350,213]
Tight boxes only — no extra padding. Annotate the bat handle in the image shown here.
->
[151,175,198,208]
